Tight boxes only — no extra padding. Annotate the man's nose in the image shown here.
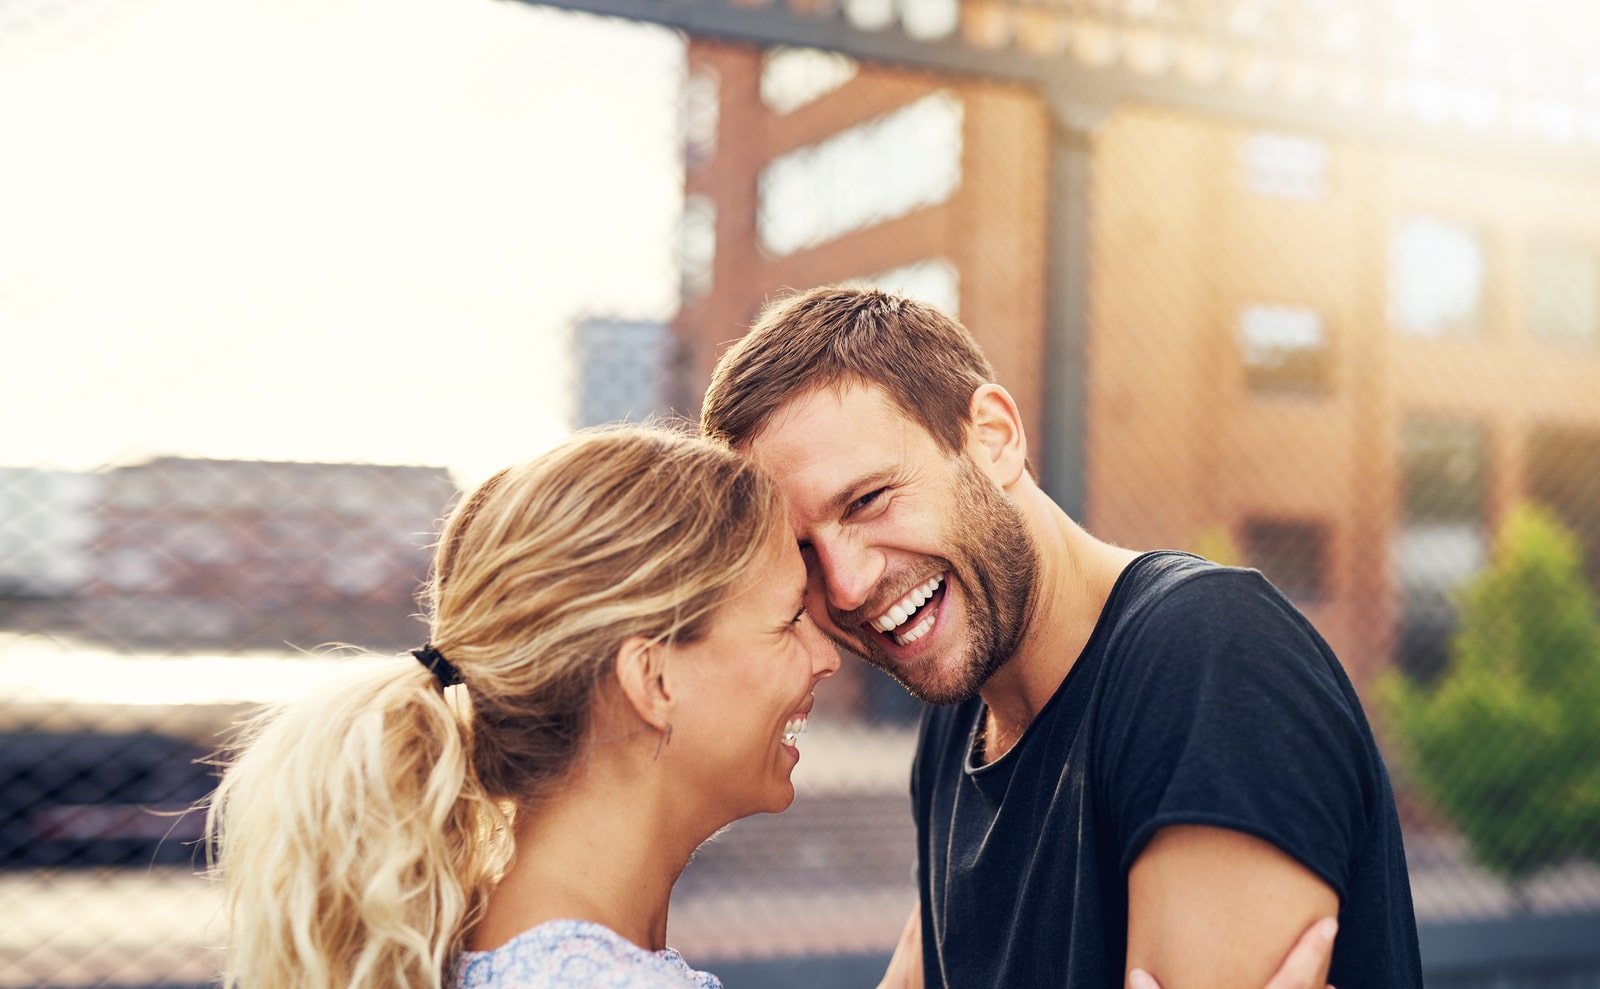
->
[811,533,881,616]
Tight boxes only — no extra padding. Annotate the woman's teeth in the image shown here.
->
[871,575,943,634]
[782,715,808,746]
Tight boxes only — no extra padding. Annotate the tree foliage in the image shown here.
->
[1379,504,1600,879]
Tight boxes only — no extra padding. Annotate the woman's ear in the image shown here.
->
[614,635,673,731]
[966,383,1029,487]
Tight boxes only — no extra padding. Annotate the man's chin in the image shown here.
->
[901,677,984,707]
[874,653,986,708]
[824,628,987,706]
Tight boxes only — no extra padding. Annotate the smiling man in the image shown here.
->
[700,287,1421,989]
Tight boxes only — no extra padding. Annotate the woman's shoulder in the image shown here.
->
[453,919,722,989]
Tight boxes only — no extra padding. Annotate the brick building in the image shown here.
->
[670,44,1600,687]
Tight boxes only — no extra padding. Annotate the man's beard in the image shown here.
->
[826,455,1040,706]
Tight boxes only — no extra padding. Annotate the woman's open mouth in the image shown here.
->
[782,694,815,747]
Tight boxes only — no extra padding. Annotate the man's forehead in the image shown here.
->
[741,385,926,520]
[745,381,911,447]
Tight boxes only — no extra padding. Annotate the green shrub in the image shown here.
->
[1379,505,1600,879]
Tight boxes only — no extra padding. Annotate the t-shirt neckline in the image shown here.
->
[962,550,1183,776]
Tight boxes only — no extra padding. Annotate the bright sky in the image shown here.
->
[0,0,685,486]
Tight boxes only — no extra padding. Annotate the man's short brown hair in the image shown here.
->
[700,286,997,452]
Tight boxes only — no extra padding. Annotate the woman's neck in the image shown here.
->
[469,763,700,954]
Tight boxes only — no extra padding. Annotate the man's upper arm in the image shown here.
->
[1125,825,1339,989]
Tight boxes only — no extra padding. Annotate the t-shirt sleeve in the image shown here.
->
[1096,568,1374,898]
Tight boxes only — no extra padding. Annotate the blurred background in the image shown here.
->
[2,0,1599,985]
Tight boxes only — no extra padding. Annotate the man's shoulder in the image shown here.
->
[1117,550,1273,601]
[1092,551,1348,712]
[1101,551,1290,643]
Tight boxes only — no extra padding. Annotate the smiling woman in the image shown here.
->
[206,425,838,989]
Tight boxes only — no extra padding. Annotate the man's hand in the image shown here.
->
[875,906,923,989]
[1129,917,1338,989]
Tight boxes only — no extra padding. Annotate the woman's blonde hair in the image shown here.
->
[208,426,781,989]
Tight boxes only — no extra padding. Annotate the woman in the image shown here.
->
[207,425,1335,989]
[210,426,836,989]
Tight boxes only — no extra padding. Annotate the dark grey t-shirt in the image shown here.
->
[911,551,1422,988]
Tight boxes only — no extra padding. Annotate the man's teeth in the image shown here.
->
[782,715,808,746]
[896,612,936,645]
[871,575,943,633]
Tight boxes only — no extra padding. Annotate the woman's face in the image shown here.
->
[668,524,841,824]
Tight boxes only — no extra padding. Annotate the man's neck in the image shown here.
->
[975,488,1140,764]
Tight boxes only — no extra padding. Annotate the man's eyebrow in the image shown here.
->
[825,468,897,516]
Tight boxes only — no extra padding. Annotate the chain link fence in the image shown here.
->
[4,1,1600,986]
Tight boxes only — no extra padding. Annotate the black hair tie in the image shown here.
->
[412,644,465,688]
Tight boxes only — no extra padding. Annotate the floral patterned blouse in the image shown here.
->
[452,919,723,989]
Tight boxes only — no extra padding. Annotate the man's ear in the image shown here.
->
[967,383,1029,487]
[614,635,673,731]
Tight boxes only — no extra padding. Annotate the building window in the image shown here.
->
[843,0,896,33]
[758,91,963,257]
[1242,133,1329,200]
[1403,418,1486,524]
[899,0,960,40]
[1527,425,1600,588]
[1527,241,1600,351]
[679,195,716,305]
[851,258,960,317]
[1389,216,1487,339]
[681,65,719,171]
[1237,303,1330,396]
[1396,416,1488,680]
[1243,518,1328,603]
[760,47,858,115]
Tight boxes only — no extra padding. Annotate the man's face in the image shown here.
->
[744,384,1039,705]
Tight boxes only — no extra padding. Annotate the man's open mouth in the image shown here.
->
[865,573,946,646]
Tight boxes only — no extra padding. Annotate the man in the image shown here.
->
[700,287,1421,988]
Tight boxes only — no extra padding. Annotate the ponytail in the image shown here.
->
[208,660,510,989]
